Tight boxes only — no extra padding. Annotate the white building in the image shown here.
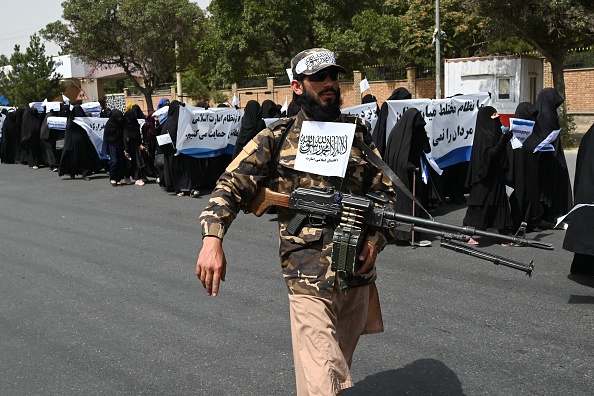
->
[445,55,544,124]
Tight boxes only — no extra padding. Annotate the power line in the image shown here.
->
[0,25,47,41]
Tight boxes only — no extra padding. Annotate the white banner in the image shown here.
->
[342,102,379,132]
[73,117,108,158]
[47,116,68,130]
[176,106,243,157]
[386,93,491,168]
[50,116,143,159]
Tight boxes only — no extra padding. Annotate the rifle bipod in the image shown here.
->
[440,239,534,276]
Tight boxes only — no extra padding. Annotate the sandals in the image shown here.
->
[176,191,185,197]
[190,189,200,198]
[467,237,479,245]
[110,180,118,187]
[135,179,145,186]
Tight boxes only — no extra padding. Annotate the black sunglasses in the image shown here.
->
[306,69,340,82]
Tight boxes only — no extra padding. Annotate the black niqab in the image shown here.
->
[373,87,413,157]
[233,100,265,158]
[103,110,124,142]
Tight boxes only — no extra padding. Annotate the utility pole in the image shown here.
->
[176,40,183,102]
[435,0,442,99]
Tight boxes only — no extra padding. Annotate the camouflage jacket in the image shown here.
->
[200,110,395,298]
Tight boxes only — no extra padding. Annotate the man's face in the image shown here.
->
[291,68,342,121]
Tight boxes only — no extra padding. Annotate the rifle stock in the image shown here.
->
[246,187,290,216]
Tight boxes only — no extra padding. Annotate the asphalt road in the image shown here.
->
[0,150,592,396]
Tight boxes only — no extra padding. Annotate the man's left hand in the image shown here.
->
[357,240,379,274]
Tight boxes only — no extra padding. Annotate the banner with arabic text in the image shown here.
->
[386,93,491,168]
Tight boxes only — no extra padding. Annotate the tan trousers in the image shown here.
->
[289,283,378,396]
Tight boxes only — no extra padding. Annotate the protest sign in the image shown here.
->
[533,129,560,153]
[175,106,243,158]
[341,102,379,132]
[386,93,491,168]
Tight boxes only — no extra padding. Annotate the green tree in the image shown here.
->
[202,0,383,87]
[202,0,492,86]
[41,0,206,111]
[378,0,490,65]
[0,34,63,107]
[463,0,594,99]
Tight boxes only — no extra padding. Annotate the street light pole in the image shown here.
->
[435,0,442,99]
[176,40,183,102]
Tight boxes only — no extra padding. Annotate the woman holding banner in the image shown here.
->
[59,105,102,181]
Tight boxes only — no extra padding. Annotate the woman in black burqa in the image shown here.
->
[123,108,153,185]
[40,104,69,172]
[232,100,266,158]
[102,110,126,186]
[530,88,573,227]
[20,106,45,169]
[563,123,594,276]
[158,101,203,196]
[385,108,432,242]
[372,87,412,158]
[1,109,20,164]
[506,102,543,232]
[59,105,102,180]
[463,106,513,244]
[261,99,281,119]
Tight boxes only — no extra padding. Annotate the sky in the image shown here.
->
[0,0,211,58]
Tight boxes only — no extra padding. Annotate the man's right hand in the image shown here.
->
[196,236,227,297]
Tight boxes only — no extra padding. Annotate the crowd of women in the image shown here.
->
[1,90,592,274]
[0,97,295,195]
[371,87,592,275]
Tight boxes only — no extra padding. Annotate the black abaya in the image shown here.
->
[21,107,44,168]
[372,87,412,158]
[531,88,573,225]
[563,123,594,275]
[506,102,543,231]
[385,108,432,241]
[1,110,20,164]
[463,106,513,230]
[232,100,266,158]
[59,105,102,178]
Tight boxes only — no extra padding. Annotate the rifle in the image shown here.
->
[247,186,552,287]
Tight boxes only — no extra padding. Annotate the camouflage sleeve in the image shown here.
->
[362,127,396,251]
[200,128,278,239]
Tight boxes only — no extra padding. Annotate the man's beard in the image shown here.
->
[294,84,342,122]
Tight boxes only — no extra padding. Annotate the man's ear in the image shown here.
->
[291,80,303,96]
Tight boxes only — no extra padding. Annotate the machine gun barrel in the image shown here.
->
[382,209,554,250]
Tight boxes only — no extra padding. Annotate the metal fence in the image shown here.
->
[564,47,594,69]
[361,65,407,81]
[238,74,268,89]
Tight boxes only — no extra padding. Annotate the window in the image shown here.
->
[498,78,511,100]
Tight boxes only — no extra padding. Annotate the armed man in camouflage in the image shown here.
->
[196,48,395,395]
